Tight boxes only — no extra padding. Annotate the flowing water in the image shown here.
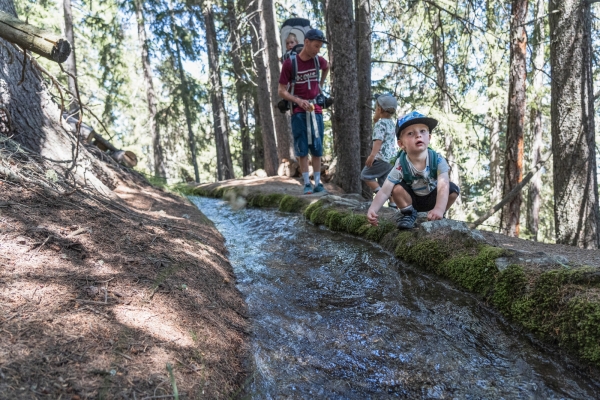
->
[189,196,599,399]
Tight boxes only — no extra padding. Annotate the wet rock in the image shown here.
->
[418,219,487,244]
[494,251,571,272]
[320,195,363,209]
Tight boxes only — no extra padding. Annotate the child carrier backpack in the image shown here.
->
[394,148,439,184]
[278,18,323,113]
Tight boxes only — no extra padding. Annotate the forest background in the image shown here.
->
[13,0,600,247]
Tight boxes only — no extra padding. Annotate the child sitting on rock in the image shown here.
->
[367,111,460,229]
[360,93,398,208]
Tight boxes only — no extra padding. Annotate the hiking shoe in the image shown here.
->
[395,206,417,229]
[303,183,314,195]
[388,200,397,209]
[313,183,327,193]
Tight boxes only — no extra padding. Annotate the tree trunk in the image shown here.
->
[0,0,113,197]
[501,0,528,237]
[226,0,252,176]
[249,0,278,175]
[549,0,599,249]
[204,4,235,181]
[260,0,292,163]
[428,6,461,217]
[172,29,199,183]
[134,0,166,179]
[252,91,264,171]
[485,0,504,223]
[62,0,79,116]
[356,0,372,198]
[326,0,361,194]
[526,0,545,241]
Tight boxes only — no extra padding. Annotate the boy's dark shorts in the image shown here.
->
[291,112,324,157]
[360,160,394,187]
[397,181,460,212]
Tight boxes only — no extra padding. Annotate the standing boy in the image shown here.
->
[278,29,330,194]
[367,111,460,229]
[360,93,398,208]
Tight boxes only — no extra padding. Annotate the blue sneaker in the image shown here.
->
[313,183,327,193]
[395,206,417,229]
[303,183,314,195]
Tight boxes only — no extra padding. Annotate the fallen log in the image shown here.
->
[0,10,71,63]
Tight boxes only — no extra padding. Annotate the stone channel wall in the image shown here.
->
[188,186,600,369]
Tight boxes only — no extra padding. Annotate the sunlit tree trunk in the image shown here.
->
[549,0,599,249]
[62,0,78,116]
[326,0,361,194]
[501,0,528,237]
[252,91,264,171]
[260,0,292,163]
[485,0,504,226]
[226,0,251,176]
[204,5,235,181]
[428,6,461,218]
[526,0,545,240]
[134,0,166,179]
[249,0,278,175]
[356,0,372,198]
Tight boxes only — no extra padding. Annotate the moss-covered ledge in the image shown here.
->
[185,184,600,368]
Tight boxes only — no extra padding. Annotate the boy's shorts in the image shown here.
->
[360,160,393,187]
[291,112,324,157]
[398,181,460,212]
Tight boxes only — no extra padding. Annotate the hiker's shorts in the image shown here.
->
[291,112,324,157]
[397,181,460,212]
[360,160,394,187]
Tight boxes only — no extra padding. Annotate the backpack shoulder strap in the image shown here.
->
[427,148,438,178]
[398,151,414,185]
[290,54,298,96]
[314,56,320,88]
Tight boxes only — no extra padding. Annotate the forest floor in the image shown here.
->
[0,174,250,399]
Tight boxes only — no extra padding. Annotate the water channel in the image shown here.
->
[189,196,599,399]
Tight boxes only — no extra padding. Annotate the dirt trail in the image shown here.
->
[0,178,249,398]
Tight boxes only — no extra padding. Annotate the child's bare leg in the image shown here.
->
[391,184,412,209]
[364,180,380,191]
[446,192,458,210]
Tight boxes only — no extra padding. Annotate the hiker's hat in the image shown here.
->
[374,93,397,112]
[305,29,328,43]
[395,111,438,139]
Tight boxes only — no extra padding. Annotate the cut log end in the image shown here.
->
[52,39,71,64]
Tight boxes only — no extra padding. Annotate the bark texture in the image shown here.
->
[549,0,599,249]
[134,0,166,179]
[249,0,278,175]
[526,0,545,241]
[226,0,252,176]
[501,0,528,237]
[356,0,372,198]
[326,0,362,194]
[260,0,292,162]
[204,4,235,181]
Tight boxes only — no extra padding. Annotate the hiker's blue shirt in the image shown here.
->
[387,151,450,196]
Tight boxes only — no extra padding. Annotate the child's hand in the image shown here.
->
[427,207,445,221]
[367,209,379,226]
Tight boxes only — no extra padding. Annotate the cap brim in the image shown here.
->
[396,117,438,138]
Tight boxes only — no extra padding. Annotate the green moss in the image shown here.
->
[443,245,504,295]
[325,210,346,231]
[561,296,600,363]
[247,193,285,208]
[279,195,306,213]
[364,221,396,242]
[304,200,324,219]
[492,265,528,315]
[342,214,369,235]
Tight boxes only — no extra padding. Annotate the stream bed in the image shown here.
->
[189,196,599,399]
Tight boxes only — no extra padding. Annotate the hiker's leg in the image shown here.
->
[311,156,321,184]
[292,112,310,185]
[310,114,324,186]
[364,180,380,191]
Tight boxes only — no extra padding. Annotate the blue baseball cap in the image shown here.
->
[395,111,438,138]
[305,29,328,44]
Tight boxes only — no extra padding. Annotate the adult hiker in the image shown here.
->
[278,28,330,195]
